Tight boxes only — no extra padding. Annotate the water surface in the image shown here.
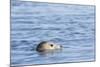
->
[11,0,95,66]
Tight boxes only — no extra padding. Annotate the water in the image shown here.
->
[11,0,95,66]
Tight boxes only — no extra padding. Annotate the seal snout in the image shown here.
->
[55,44,62,49]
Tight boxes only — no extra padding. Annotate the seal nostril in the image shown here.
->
[60,45,62,47]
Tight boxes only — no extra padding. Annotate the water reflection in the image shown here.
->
[37,49,62,56]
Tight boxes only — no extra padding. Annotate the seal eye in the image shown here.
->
[50,44,53,47]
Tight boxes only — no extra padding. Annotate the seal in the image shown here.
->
[36,41,62,52]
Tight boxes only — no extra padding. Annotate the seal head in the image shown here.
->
[36,41,62,52]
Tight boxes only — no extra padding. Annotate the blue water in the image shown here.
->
[11,0,95,66]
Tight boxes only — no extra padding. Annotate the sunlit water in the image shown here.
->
[11,0,95,66]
